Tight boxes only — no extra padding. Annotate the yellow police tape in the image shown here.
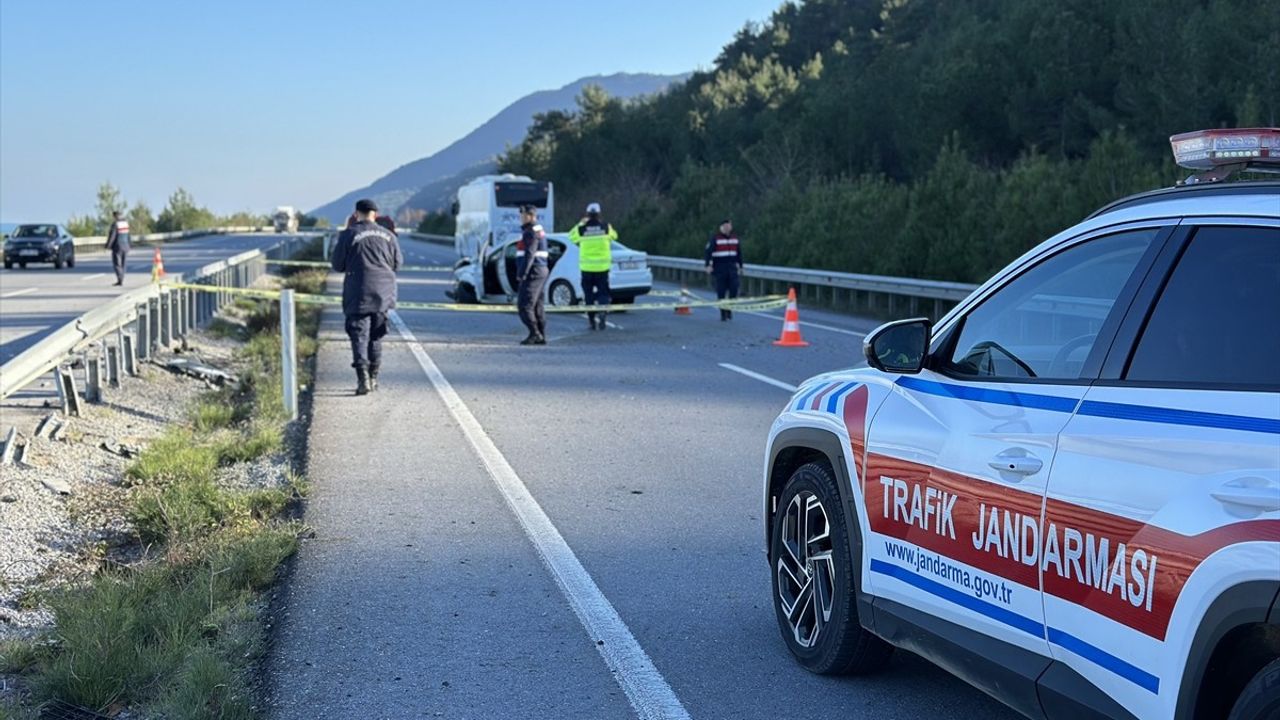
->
[161,281,789,314]
[265,259,454,273]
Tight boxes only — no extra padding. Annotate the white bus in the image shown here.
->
[452,174,554,264]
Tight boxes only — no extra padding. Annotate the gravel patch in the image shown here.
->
[0,325,285,640]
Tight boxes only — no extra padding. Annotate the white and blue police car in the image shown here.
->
[763,128,1280,720]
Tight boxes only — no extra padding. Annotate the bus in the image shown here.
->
[452,174,554,264]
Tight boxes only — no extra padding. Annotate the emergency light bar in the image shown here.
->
[1170,128,1280,184]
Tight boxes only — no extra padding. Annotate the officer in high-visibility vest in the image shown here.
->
[105,210,130,286]
[704,219,743,321]
[515,205,549,345]
[567,202,618,330]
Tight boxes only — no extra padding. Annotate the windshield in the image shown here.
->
[494,182,549,208]
[15,225,57,238]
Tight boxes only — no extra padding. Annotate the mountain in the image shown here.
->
[311,72,689,224]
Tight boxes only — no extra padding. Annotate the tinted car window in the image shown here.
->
[943,230,1157,380]
[1126,226,1280,388]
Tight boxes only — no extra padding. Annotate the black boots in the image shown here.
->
[520,334,546,345]
[589,313,607,330]
[720,309,733,321]
[368,365,379,392]
[355,368,370,396]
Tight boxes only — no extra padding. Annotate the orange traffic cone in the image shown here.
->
[773,288,809,347]
[151,248,165,282]
[674,285,693,315]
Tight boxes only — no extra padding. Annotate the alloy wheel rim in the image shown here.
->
[551,283,571,306]
[776,491,835,648]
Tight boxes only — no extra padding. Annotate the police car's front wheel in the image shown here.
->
[1230,657,1280,720]
[771,461,893,675]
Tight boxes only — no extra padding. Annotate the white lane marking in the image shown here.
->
[718,363,797,392]
[1,288,38,299]
[389,311,690,720]
[81,273,105,281]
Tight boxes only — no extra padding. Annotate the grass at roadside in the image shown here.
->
[9,263,324,718]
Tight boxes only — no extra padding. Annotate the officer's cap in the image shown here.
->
[586,202,601,214]
[355,198,378,213]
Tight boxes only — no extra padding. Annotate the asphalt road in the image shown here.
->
[267,236,1021,719]
[0,233,288,364]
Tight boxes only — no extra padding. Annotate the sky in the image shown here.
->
[0,0,782,223]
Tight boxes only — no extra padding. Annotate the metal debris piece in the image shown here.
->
[98,441,140,459]
[1,427,16,465]
[40,476,72,496]
[35,414,58,438]
[50,418,70,442]
[164,357,237,386]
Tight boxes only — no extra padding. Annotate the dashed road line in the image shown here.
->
[81,273,105,281]
[1,288,38,299]
[389,311,691,720]
[718,363,797,392]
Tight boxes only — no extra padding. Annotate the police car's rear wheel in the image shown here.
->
[771,461,893,675]
[1229,657,1280,720]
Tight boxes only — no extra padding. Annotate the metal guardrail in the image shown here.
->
[69,226,282,250]
[646,256,978,321]
[0,235,311,400]
[379,231,978,320]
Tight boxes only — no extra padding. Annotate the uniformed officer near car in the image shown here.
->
[516,204,548,345]
[567,202,618,330]
[105,210,130,286]
[705,218,743,320]
[331,198,402,396]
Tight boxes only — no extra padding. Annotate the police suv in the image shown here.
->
[763,128,1280,720]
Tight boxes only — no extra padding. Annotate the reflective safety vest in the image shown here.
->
[108,219,131,248]
[705,232,741,272]
[516,222,548,277]
[568,220,617,273]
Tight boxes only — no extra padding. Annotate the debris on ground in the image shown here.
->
[163,357,237,386]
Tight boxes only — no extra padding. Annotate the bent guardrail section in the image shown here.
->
[0,235,310,400]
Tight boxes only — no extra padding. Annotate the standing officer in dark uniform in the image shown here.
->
[332,199,402,395]
[105,210,130,286]
[705,219,743,320]
[515,205,548,345]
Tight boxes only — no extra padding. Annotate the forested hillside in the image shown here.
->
[501,0,1279,282]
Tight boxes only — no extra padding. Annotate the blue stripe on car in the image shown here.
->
[869,559,1160,693]
[896,376,1275,435]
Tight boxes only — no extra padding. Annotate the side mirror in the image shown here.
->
[450,200,460,217]
[863,318,932,374]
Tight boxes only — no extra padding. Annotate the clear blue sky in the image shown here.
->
[0,0,781,222]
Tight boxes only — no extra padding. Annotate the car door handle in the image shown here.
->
[988,450,1043,477]
[1212,478,1280,512]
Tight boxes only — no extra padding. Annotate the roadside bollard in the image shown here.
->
[280,289,298,421]
[148,297,160,354]
[54,366,81,417]
[107,345,122,388]
[85,355,103,403]
[159,291,172,349]
[135,306,150,361]
[123,331,139,374]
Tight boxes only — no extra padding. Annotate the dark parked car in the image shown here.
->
[3,224,76,269]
